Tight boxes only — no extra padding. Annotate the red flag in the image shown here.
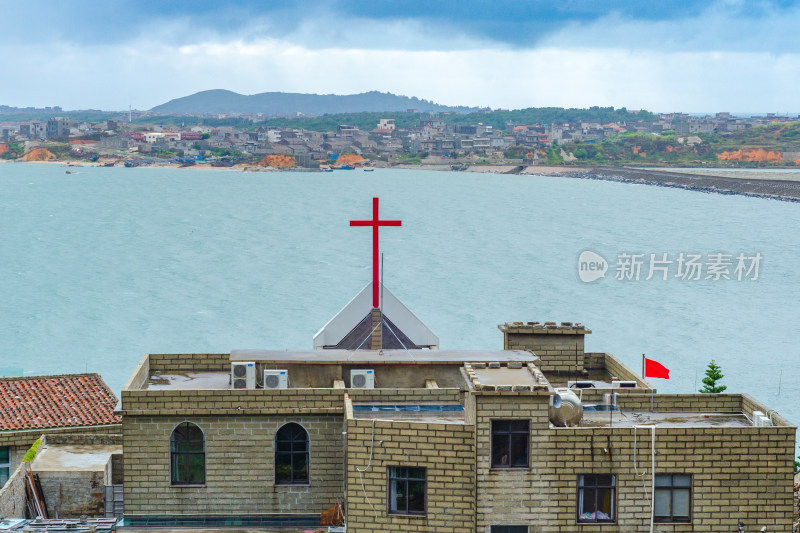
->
[644,357,670,379]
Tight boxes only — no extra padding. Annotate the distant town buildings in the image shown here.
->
[45,117,71,139]
[2,111,799,167]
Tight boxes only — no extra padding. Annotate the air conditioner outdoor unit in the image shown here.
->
[753,410,765,427]
[611,381,637,388]
[231,362,256,389]
[350,369,374,389]
[263,369,288,390]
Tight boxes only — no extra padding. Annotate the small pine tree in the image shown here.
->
[699,360,727,393]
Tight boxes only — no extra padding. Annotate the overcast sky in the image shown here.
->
[2,0,799,113]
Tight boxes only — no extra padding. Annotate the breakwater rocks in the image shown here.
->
[560,166,800,203]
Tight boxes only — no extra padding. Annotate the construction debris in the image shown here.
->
[24,463,47,519]
[9,516,117,532]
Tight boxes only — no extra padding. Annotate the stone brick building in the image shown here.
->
[118,316,796,532]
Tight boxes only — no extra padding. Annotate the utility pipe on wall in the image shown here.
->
[634,425,657,533]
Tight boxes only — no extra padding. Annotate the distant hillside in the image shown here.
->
[138,107,658,132]
[150,90,476,115]
[0,109,120,122]
[538,122,800,166]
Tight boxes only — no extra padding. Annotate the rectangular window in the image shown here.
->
[491,420,529,468]
[388,467,426,516]
[654,474,691,523]
[491,527,528,533]
[0,447,10,487]
[577,474,616,523]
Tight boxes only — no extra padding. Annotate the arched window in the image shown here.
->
[170,422,205,485]
[275,423,309,485]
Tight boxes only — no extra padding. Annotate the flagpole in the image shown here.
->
[643,353,654,412]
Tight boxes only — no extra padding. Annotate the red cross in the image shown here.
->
[350,197,402,308]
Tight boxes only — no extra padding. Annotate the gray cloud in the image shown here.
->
[1,0,798,111]
[2,0,797,52]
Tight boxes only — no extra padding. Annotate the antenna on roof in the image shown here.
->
[380,253,384,353]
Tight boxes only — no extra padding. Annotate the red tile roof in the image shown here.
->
[0,374,120,431]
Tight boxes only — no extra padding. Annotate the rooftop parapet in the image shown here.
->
[500,321,591,374]
[231,348,536,364]
[499,321,591,335]
[555,393,795,429]
[122,351,539,393]
[463,361,552,393]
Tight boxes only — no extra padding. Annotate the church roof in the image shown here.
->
[334,311,418,350]
[313,283,439,349]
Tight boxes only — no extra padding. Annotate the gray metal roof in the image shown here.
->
[313,283,439,349]
[230,349,536,364]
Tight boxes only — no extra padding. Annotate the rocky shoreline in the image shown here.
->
[535,166,800,203]
[405,162,800,202]
[5,158,800,202]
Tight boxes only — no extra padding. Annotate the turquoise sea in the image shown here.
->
[0,164,798,437]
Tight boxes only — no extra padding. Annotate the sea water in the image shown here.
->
[0,164,798,437]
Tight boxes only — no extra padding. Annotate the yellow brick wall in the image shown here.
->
[473,393,795,532]
[505,333,585,374]
[577,392,743,412]
[541,426,795,532]
[596,353,649,387]
[345,418,476,533]
[475,394,551,530]
[121,388,461,416]
[147,353,231,373]
[123,415,344,517]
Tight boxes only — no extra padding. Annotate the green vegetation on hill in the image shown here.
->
[549,122,800,167]
[0,111,121,123]
[704,122,800,151]
[132,116,256,129]
[264,112,422,131]
[544,133,719,166]
[135,106,657,133]
[0,141,25,160]
[446,107,658,130]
